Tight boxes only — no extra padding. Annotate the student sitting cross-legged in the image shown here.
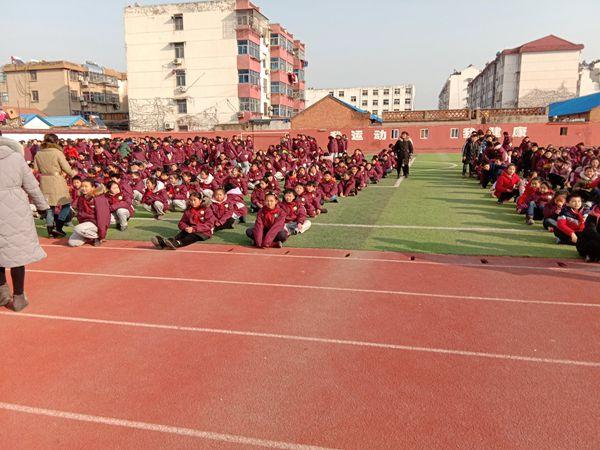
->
[246,193,288,249]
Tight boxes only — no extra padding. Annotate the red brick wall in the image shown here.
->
[291,97,373,129]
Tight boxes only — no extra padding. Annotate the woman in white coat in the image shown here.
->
[0,134,49,311]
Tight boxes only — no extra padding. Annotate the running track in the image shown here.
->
[1,239,599,448]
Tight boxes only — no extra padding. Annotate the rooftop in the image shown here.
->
[501,34,584,55]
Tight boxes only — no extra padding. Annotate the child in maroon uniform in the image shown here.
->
[250,179,268,212]
[281,189,311,235]
[106,181,134,231]
[141,177,170,220]
[495,164,520,204]
[555,194,585,245]
[167,173,189,212]
[69,179,111,247]
[338,171,357,197]
[246,193,288,248]
[319,171,338,203]
[151,192,215,250]
[211,188,236,231]
[543,193,566,231]
[525,181,553,225]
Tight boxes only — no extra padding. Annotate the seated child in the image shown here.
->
[554,194,585,245]
[281,189,311,235]
[69,179,111,247]
[198,169,218,197]
[338,171,357,197]
[225,185,248,223]
[516,177,541,214]
[106,180,134,231]
[576,205,600,262]
[167,173,189,212]
[319,171,339,203]
[542,193,566,231]
[250,179,268,213]
[151,192,215,250]
[494,164,520,204]
[525,181,553,225]
[141,177,170,220]
[305,182,327,214]
[211,188,236,231]
[246,193,288,248]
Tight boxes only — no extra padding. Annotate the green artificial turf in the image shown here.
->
[37,153,579,258]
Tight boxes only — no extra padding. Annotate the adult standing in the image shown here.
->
[0,135,50,311]
[393,131,414,178]
[34,133,76,238]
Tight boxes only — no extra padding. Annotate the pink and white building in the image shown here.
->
[124,0,307,132]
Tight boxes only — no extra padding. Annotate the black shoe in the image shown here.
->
[151,236,166,249]
[164,238,178,250]
[238,216,246,224]
[46,226,55,237]
[92,239,102,247]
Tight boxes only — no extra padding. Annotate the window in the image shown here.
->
[372,110,378,115]
[173,14,183,30]
[361,100,368,107]
[328,91,334,96]
[238,69,260,85]
[69,71,80,82]
[270,33,280,47]
[394,108,400,111]
[179,125,189,131]
[174,70,186,87]
[405,87,412,95]
[29,70,37,81]
[560,127,568,136]
[383,99,389,106]
[391,129,400,139]
[405,98,411,105]
[420,129,429,139]
[293,69,305,81]
[383,89,390,95]
[362,90,368,96]
[175,98,187,114]
[383,109,389,113]
[270,58,292,73]
[237,40,260,60]
[338,91,344,97]
[0,72,6,82]
[271,82,293,96]
[1,92,8,103]
[450,128,459,139]
[394,88,401,95]
[394,98,400,105]
[372,99,378,106]
[350,96,357,102]
[272,104,293,117]
[70,90,79,102]
[240,97,260,113]
[31,90,39,102]
[173,42,185,59]
[372,89,379,95]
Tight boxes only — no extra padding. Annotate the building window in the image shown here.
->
[394,98,400,105]
[240,97,260,113]
[372,89,379,96]
[69,71,80,82]
[173,42,185,59]
[70,90,78,102]
[1,92,8,103]
[383,109,389,113]
[405,98,411,105]
[338,91,344,97]
[175,98,187,114]
[270,58,292,73]
[405,87,412,95]
[361,100,368,107]
[173,14,183,30]
[560,127,568,136]
[272,104,293,118]
[0,72,6,83]
[372,110,378,115]
[175,70,186,87]
[31,90,39,103]
[328,91,334,96]
[350,96,357,102]
[450,128,459,139]
[29,70,37,81]
[393,108,400,111]
[383,89,390,95]
[271,82,293,96]
[362,90,368,96]
[179,125,189,131]
[383,99,389,106]
[391,129,400,139]
[394,88,401,95]
[237,40,260,60]
[238,69,260,86]
[372,99,378,106]
[420,129,429,139]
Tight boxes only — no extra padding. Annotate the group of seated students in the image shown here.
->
[461,130,600,262]
[25,133,399,250]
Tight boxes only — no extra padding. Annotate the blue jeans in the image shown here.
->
[46,204,71,227]
[527,201,543,219]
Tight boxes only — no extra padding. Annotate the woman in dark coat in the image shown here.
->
[393,131,414,178]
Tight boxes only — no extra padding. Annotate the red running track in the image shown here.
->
[0,240,599,449]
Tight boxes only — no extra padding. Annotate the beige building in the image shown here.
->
[468,35,584,109]
[0,70,7,106]
[438,65,480,109]
[1,60,128,128]
[124,0,307,132]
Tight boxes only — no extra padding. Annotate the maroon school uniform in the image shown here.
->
[141,188,169,210]
[319,179,338,199]
[251,187,266,208]
[167,183,189,200]
[106,192,134,214]
[210,199,234,227]
[338,178,356,197]
[253,206,286,248]
[281,200,307,225]
[227,191,248,218]
[75,194,111,240]
[179,206,215,237]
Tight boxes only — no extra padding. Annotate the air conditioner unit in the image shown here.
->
[81,101,88,107]
[81,80,89,87]
[77,75,84,82]
[173,58,183,65]
[175,86,187,93]
[164,122,175,130]
[78,96,85,101]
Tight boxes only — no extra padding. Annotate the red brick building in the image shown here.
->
[291,95,382,129]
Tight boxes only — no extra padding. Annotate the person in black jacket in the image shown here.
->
[462,133,479,177]
[576,206,600,262]
[393,131,414,178]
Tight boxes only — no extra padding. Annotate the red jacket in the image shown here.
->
[178,206,215,236]
[494,171,520,197]
[167,183,189,201]
[75,194,111,240]
[319,179,338,198]
[556,207,585,237]
[141,188,169,210]
[253,206,286,248]
[251,187,266,207]
[106,192,134,214]
[281,200,307,224]
[210,199,234,227]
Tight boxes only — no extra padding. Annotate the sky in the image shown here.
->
[3,0,600,109]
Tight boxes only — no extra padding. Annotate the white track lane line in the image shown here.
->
[0,402,334,450]
[39,244,600,274]
[1,311,599,368]
[26,269,600,308]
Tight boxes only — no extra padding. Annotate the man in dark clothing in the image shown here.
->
[393,132,414,178]
[461,133,479,177]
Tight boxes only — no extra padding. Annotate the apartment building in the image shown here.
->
[306,84,415,116]
[438,65,480,109]
[468,35,583,109]
[124,0,307,132]
[1,60,128,127]
[0,70,7,106]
